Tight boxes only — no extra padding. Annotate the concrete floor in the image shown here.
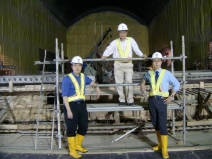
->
[0,130,212,158]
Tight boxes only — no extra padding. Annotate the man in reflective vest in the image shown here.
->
[102,23,147,106]
[140,52,180,159]
[62,56,101,158]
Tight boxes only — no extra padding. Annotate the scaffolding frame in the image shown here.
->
[34,35,187,148]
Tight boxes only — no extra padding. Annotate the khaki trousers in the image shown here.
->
[114,62,134,103]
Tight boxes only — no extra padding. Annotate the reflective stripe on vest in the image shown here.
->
[67,73,85,102]
[149,69,169,97]
[116,37,131,61]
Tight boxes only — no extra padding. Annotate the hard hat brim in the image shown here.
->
[151,58,163,60]
[71,62,83,64]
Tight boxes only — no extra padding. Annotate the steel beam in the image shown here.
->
[1,71,212,84]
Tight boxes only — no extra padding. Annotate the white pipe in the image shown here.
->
[61,43,64,77]
[34,57,186,64]
[55,38,62,149]
[170,41,174,74]
[170,41,175,135]
[182,35,186,144]
[112,126,139,142]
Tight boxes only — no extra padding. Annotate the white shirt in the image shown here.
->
[102,37,144,58]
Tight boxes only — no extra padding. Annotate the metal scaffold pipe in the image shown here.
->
[182,35,187,144]
[55,38,62,149]
[170,41,174,74]
[97,83,140,87]
[61,43,64,78]
[170,40,175,135]
[31,35,188,148]
[112,126,139,142]
[34,56,187,65]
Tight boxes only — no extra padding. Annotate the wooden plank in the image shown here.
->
[0,111,8,123]
[199,81,204,88]
[200,93,212,116]
[9,81,13,92]
[174,121,183,127]
[187,119,212,126]
[0,100,8,123]
[4,97,16,123]
[0,124,18,129]
[114,111,120,124]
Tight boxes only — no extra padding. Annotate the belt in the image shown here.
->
[70,101,84,104]
[149,96,167,99]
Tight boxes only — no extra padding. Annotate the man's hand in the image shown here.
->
[163,96,173,105]
[140,84,146,93]
[101,56,107,60]
[142,54,147,58]
[96,87,101,97]
[67,110,73,119]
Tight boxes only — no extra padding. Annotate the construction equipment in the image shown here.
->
[83,27,112,69]
[83,27,112,82]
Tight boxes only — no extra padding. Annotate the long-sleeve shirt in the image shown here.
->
[102,37,144,58]
[143,68,180,92]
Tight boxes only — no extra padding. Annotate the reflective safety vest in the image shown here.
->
[67,73,85,102]
[149,69,169,97]
[116,37,131,61]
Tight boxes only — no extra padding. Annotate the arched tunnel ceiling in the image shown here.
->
[40,0,170,27]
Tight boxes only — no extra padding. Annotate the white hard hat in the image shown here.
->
[71,56,83,64]
[152,52,163,59]
[117,23,128,31]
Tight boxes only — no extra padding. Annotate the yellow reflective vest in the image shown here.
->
[149,69,169,97]
[116,37,131,60]
[67,73,85,102]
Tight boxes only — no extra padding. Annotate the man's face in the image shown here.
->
[152,58,162,70]
[71,63,82,74]
[119,31,128,40]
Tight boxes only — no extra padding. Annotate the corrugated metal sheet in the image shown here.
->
[66,12,149,60]
[0,0,66,74]
[149,0,212,70]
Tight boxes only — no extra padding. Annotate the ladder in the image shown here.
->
[34,39,65,150]
[34,50,62,150]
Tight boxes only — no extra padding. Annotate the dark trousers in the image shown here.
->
[148,97,168,135]
[64,101,88,137]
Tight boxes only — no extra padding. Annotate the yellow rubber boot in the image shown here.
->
[161,135,169,159]
[76,134,88,153]
[67,137,82,158]
[153,130,162,151]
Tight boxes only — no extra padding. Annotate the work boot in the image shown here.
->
[128,102,136,106]
[67,137,81,158]
[153,130,162,151]
[118,102,126,106]
[76,134,88,153]
[161,135,169,159]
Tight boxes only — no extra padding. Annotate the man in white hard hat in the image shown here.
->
[140,52,180,159]
[62,56,101,158]
[101,23,147,106]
